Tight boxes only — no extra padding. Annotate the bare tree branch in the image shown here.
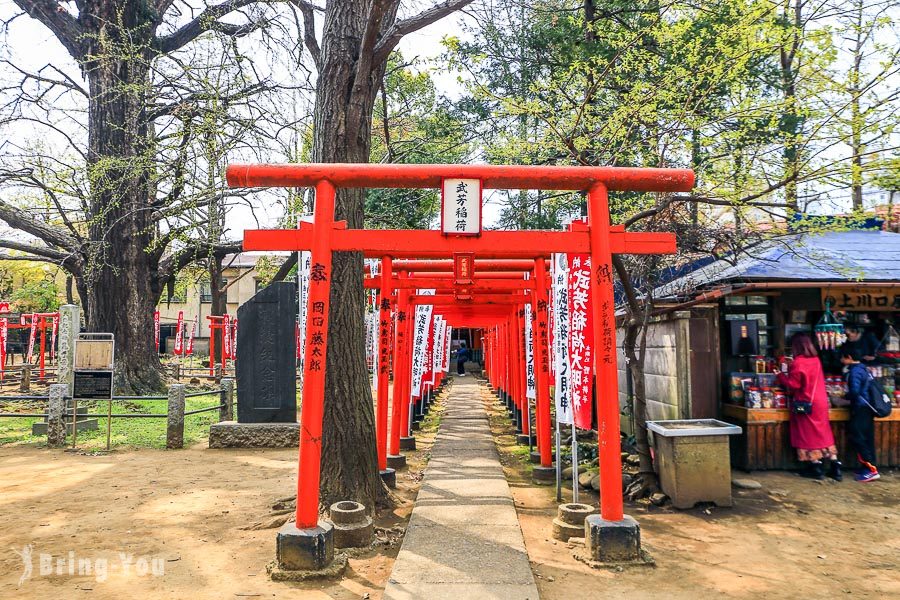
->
[157,239,244,289]
[152,0,265,54]
[0,193,79,252]
[373,0,476,66]
[270,252,297,283]
[11,1,85,60]
[290,0,321,68]
[0,238,67,261]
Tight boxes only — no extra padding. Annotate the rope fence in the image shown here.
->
[0,379,234,450]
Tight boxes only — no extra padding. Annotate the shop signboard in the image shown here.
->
[821,286,900,311]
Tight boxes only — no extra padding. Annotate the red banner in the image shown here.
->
[26,314,37,364]
[186,321,196,356]
[421,315,435,392]
[154,311,160,352]
[50,316,58,360]
[173,311,184,355]
[0,318,7,377]
[231,318,238,358]
[0,301,8,313]
[223,314,232,359]
[568,254,594,430]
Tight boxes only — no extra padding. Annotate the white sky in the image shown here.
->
[1,1,896,246]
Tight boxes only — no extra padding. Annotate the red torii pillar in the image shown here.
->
[293,180,334,530]
[532,258,554,479]
[390,278,413,463]
[375,256,394,481]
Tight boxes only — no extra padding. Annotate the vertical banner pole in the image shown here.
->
[555,422,562,502]
[587,183,624,522]
[295,180,335,529]
[572,422,579,503]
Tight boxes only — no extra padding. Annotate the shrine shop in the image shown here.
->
[642,229,900,471]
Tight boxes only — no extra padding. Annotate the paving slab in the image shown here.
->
[384,582,540,600]
[384,375,539,600]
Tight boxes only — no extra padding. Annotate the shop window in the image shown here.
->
[723,298,774,352]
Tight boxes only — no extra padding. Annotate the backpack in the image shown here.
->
[864,372,893,418]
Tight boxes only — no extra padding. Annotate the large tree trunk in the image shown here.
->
[849,0,864,212]
[81,2,163,394]
[623,315,658,499]
[312,1,399,512]
[612,257,658,499]
[779,0,803,214]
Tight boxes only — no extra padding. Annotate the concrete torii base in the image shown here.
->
[530,450,554,464]
[585,514,642,563]
[532,465,556,485]
[274,520,342,577]
[380,468,397,489]
[399,436,417,450]
[387,454,407,470]
[516,433,536,446]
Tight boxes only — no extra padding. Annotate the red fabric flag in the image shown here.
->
[174,311,184,355]
[567,254,594,430]
[154,311,160,352]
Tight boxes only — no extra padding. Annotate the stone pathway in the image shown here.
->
[383,375,540,600]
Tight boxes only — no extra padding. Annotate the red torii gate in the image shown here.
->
[229,163,691,554]
[365,264,544,470]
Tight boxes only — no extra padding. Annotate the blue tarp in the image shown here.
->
[654,230,900,299]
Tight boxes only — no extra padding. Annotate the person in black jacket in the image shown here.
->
[842,348,880,483]
[843,324,883,363]
[456,341,470,376]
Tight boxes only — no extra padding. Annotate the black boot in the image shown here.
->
[828,459,843,482]
[800,461,825,480]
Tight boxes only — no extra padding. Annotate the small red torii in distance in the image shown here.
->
[229,162,692,533]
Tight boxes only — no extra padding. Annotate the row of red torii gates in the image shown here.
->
[229,163,693,535]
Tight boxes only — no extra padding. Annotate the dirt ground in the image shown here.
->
[3,382,899,600]
[482,392,900,600]
[0,403,442,600]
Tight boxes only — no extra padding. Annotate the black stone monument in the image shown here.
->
[236,281,298,423]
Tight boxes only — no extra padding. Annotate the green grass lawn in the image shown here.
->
[0,394,222,449]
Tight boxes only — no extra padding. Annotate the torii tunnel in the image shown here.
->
[228,163,693,535]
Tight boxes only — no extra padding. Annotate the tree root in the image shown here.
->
[375,480,401,510]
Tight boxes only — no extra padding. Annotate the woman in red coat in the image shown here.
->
[776,333,842,481]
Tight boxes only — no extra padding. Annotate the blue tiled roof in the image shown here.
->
[654,230,900,299]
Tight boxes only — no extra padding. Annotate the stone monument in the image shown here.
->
[209,282,300,448]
